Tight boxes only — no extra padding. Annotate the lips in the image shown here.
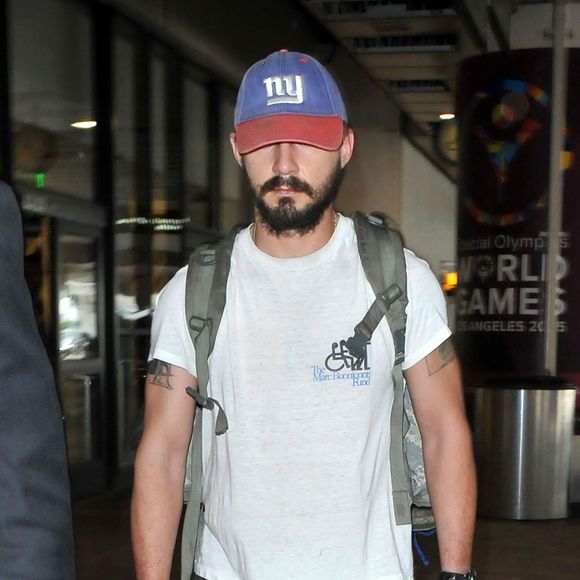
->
[260,175,314,198]
[272,186,301,195]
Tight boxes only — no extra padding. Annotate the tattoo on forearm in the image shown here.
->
[147,359,174,390]
[425,338,457,376]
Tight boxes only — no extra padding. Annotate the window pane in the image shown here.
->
[219,95,246,232]
[150,49,183,301]
[61,374,101,464]
[23,215,54,347]
[10,0,94,199]
[58,234,98,360]
[151,51,169,215]
[113,27,151,328]
[112,22,150,469]
[184,78,208,189]
[184,74,210,229]
[113,32,137,219]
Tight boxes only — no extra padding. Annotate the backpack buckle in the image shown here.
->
[393,329,405,365]
[195,246,217,266]
[382,284,402,307]
[345,326,370,359]
[366,212,387,227]
[188,316,212,338]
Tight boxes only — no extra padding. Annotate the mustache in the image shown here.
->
[259,175,315,198]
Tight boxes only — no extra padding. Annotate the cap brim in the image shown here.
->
[235,114,345,154]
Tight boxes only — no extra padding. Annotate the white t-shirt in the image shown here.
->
[149,216,451,580]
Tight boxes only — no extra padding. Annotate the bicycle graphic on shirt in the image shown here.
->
[324,340,370,372]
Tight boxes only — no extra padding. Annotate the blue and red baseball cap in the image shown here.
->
[234,50,348,154]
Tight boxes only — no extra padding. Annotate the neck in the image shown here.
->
[252,207,338,258]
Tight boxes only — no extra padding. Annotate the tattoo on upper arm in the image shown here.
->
[147,359,174,390]
[425,338,456,376]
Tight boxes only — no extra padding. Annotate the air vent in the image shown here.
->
[313,1,456,20]
[353,34,456,53]
[388,80,449,93]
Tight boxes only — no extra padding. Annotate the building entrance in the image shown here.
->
[23,214,108,498]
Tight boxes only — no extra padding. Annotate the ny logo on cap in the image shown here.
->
[263,75,304,106]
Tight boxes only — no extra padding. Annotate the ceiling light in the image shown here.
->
[439,113,455,120]
[71,120,97,129]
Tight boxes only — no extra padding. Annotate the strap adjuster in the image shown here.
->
[188,316,212,338]
[383,284,402,306]
[186,387,229,435]
[393,329,405,365]
[345,284,403,360]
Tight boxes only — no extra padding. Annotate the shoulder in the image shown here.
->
[403,248,448,316]
[404,248,441,289]
[153,266,188,312]
[402,249,451,368]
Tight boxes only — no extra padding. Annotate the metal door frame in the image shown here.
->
[55,218,108,499]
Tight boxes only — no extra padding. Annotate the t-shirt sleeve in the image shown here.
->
[402,249,452,370]
[148,266,197,377]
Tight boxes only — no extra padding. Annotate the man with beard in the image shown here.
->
[132,50,476,580]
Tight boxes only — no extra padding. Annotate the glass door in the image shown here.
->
[57,222,107,498]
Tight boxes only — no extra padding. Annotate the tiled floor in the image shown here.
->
[73,492,580,579]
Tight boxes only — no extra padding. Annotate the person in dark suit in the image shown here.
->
[0,182,75,579]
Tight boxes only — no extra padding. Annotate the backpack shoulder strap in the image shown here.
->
[181,226,240,580]
[186,225,242,377]
[350,211,407,364]
[350,211,412,525]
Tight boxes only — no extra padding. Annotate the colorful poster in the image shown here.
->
[456,49,577,381]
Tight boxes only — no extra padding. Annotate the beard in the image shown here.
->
[245,161,345,236]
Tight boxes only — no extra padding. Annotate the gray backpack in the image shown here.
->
[180,211,433,579]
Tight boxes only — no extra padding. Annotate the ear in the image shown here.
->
[229,132,243,167]
[338,128,354,168]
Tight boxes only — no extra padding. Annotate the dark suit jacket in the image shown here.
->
[0,183,75,579]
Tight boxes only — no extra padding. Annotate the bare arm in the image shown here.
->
[404,338,477,573]
[131,360,196,580]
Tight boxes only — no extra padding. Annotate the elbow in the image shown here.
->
[421,413,474,460]
[134,435,188,486]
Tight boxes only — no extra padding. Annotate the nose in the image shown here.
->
[272,143,299,176]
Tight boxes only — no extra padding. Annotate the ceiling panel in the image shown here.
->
[325,16,459,37]
[297,0,491,174]
[355,51,462,69]
[365,65,456,81]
